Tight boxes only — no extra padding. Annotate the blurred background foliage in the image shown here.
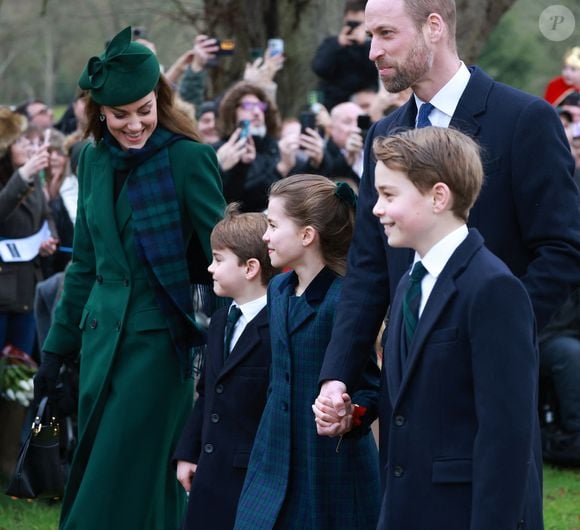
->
[0,0,578,115]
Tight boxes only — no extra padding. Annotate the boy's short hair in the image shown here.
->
[211,203,278,286]
[373,127,483,221]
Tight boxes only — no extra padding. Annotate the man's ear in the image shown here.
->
[245,258,261,280]
[301,225,317,247]
[424,13,445,44]
[431,182,453,213]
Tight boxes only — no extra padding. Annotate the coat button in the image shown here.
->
[204,443,214,454]
[210,413,220,423]
[96,275,103,284]
[89,319,98,329]
[215,384,224,394]
[393,465,404,477]
[123,278,129,287]
[115,321,121,332]
[394,415,405,426]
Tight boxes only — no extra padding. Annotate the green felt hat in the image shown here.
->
[79,26,160,107]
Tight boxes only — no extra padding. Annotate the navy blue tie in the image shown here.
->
[403,261,428,347]
[416,102,434,128]
[224,305,242,360]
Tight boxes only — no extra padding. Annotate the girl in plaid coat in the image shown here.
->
[234,174,380,530]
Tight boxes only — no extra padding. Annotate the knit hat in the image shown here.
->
[78,26,160,107]
[0,107,27,158]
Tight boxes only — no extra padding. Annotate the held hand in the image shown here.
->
[216,129,247,171]
[313,393,353,437]
[191,35,219,72]
[39,237,59,257]
[318,380,351,418]
[176,461,197,493]
[240,136,256,165]
[19,146,49,183]
[33,352,64,403]
[276,134,299,176]
[344,129,363,165]
[299,128,324,167]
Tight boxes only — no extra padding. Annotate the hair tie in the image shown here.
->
[334,182,357,211]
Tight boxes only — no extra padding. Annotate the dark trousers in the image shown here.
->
[541,335,580,432]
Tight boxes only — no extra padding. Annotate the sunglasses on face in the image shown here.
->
[238,101,268,112]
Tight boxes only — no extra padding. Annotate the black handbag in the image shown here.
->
[5,397,65,499]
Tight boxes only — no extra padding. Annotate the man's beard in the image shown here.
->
[379,37,433,93]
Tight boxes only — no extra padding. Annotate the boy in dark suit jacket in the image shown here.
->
[173,204,278,530]
[316,127,542,529]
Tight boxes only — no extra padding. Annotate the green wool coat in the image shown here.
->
[43,137,225,530]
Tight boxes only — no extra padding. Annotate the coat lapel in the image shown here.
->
[115,180,132,236]
[208,308,227,381]
[449,66,492,140]
[385,279,407,402]
[393,230,484,406]
[220,307,268,377]
[91,152,129,271]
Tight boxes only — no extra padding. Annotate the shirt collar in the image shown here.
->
[412,224,468,279]
[232,294,267,323]
[414,62,470,120]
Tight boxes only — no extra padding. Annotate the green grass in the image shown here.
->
[0,465,578,529]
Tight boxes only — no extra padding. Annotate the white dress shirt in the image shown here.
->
[411,225,469,317]
[414,62,471,128]
[228,295,267,352]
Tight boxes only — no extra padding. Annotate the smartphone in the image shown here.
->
[267,38,284,57]
[215,39,236,56]
[357,114,372,140]
[299,112,316,134]
[239,119,251,140]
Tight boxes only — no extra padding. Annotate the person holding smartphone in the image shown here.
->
[312,0,378,110]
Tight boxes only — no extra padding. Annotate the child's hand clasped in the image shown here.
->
[312,393,353,437]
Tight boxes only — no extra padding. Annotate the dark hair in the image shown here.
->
[269,174,356,276]
[211,203,279,286]
[84,76,200,142]
[372,127,482,221]
[344,0,367,14]
[14,99,46,119]
[217,81,280,139]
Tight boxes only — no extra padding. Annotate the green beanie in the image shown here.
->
[79,26,160,107]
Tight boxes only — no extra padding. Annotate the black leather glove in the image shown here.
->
[33,351,65,404]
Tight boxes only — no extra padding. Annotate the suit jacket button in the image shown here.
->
[89,319,98,329]
[216,384,224,394]
[96,274,103,284]
[210,413,220,423]
[394,415,405,426]
[204,443,214,454]
[393,465,404,477]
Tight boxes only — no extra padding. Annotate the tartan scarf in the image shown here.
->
[105,127,204,378]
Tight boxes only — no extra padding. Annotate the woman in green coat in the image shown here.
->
[34,27,225,529]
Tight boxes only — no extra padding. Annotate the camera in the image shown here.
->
[215,39,236,56]
[299,112,316,134]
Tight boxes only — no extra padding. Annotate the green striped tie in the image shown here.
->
[403,261,428,346]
